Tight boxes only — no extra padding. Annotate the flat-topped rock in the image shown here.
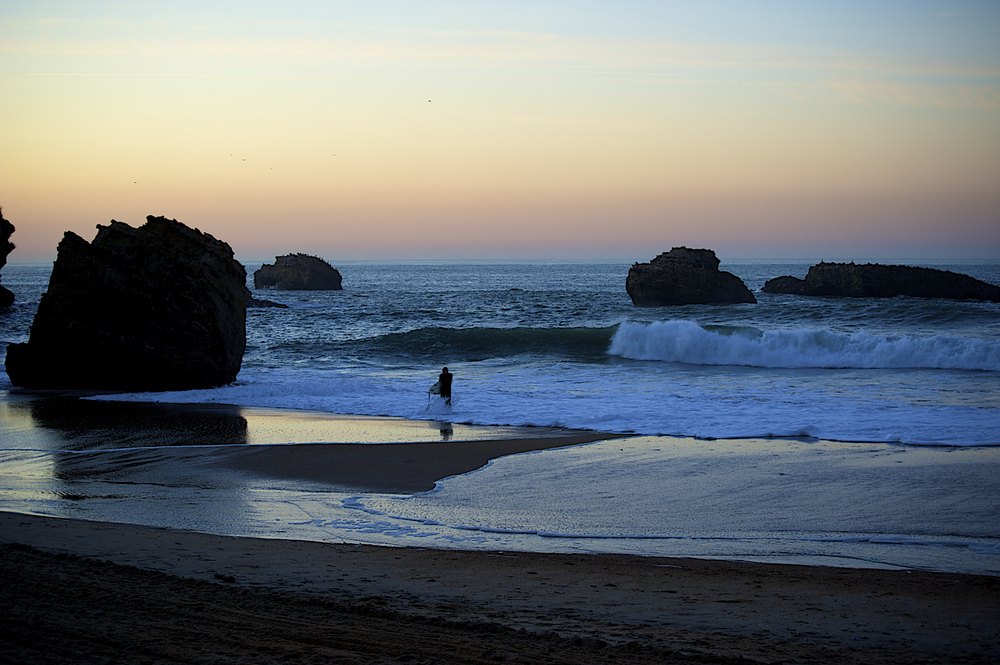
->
[626,247,756,306]
[254,254,342,290]
[762,262,1000,302]
[5,215,247,390]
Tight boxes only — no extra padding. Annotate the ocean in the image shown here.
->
[1,259,998,574]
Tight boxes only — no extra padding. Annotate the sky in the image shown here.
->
[1,1,999,262]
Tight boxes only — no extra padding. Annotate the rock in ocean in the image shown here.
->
[5,215,247,390]
[762,262,1000,302]
[0,207,14,308]
[254,254,342,290]
[626,247,756,306]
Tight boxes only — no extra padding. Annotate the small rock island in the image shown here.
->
[762,262,1000,302]
[5,215,248,391]
[254,254,343,290]
[626,247,756,306]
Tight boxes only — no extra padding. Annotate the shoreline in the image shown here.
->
[2,511,998,664]
[1,391,621,447]
[2,395,999,661]
[0,392,631,495]
[3,394,999,574]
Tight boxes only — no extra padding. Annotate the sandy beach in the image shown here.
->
[1,409,998,664]
[2,512,998,664]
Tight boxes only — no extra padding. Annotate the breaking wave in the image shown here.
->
[608,320,1000,371]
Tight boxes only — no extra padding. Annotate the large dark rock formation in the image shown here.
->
[626,247,756,306]
[254,254,342,290]
[762,262,1000,302]
[5,215,247,390]
[0,207,14,307]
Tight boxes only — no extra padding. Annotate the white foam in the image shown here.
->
[609,320,1000,370]
[82,356,1000,447]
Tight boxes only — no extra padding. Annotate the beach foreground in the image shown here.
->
[1,400,998,662]
[2,512,997,664]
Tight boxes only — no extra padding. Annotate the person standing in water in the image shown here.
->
[438,367,453,405]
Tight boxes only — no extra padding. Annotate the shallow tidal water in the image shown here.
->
[0,395,997,575]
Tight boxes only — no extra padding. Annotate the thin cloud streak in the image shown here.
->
[4,16,999,85]
[826,80,1000,110]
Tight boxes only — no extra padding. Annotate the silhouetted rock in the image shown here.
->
[254,254,342,290]
[626,247,756,306]
[5,215,247,390]
[762,262,1000,302]
[0,207,14,307]
[246,289,288,308]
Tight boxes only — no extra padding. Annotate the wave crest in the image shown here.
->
[360,326,616,362]
[608,320,1000,370]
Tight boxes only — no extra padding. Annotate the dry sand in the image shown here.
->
[1,413,998,663]
[2,513,998,664]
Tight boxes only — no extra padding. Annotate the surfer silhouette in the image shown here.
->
[437,367,453,405]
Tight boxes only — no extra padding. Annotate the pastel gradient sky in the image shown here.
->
[2,1,998,261]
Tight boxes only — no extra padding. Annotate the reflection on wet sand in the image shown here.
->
[18,396,251,450]
[0,393,616,503]
[0,393,620,558]
[0,397,253,503]
[433,421,454,440]
[3,395,559,453]
[0,396,256,530]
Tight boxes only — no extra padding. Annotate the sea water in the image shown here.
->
[1,259,998,574]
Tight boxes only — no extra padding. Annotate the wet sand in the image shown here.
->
[0,393,605,450]
[1,398,998,662]
[0,393,627,494]
[219,431,626,493]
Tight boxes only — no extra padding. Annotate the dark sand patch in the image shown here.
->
[219,431,625,493]
[2,512,998,664]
